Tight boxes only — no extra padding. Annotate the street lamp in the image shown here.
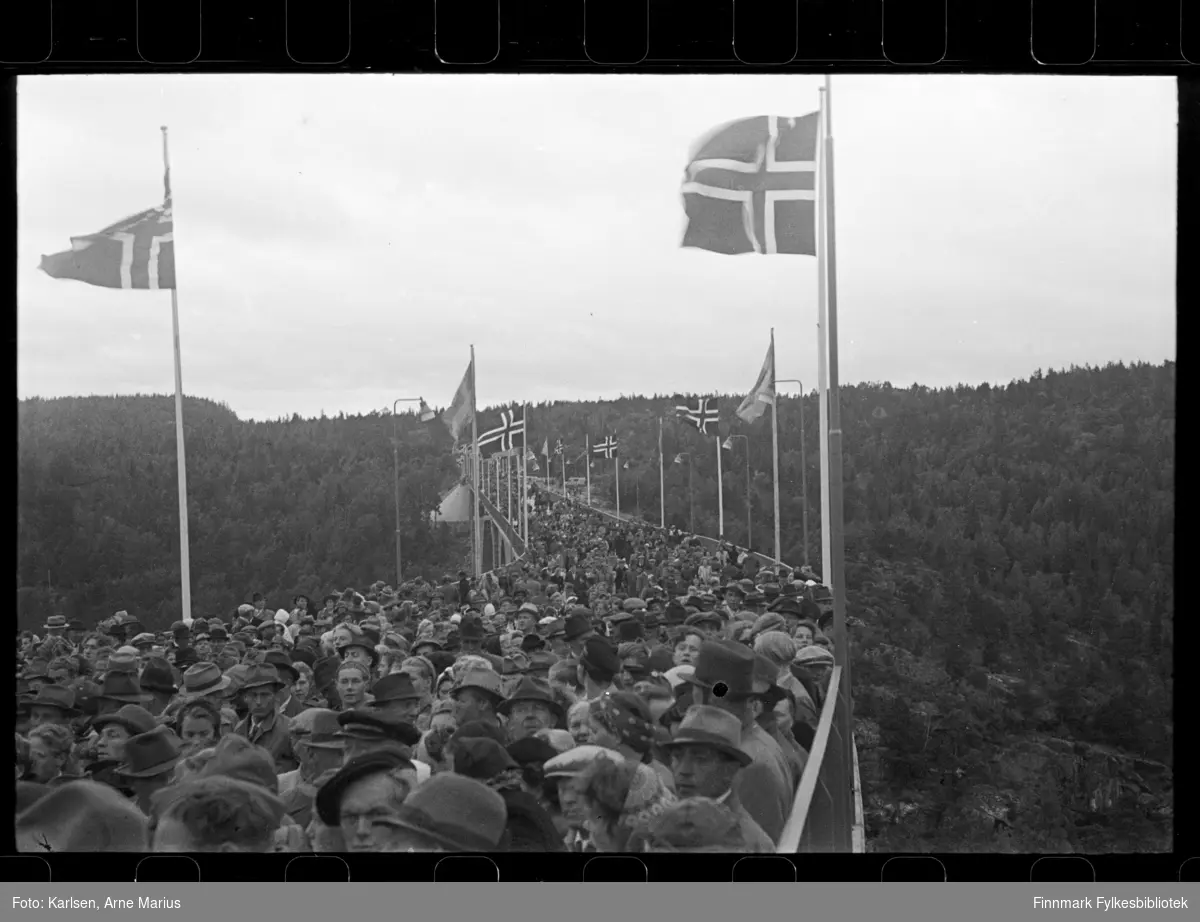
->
[722,434,752,550]
[674,451,694,534]
[393,396,436,586]
[775,379,808,566]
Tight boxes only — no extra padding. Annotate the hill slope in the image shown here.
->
[17,360,1174,850]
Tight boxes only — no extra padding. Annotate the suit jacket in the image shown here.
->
[723,788,776,853]
[278,695,307,720]
[233,710,298,773]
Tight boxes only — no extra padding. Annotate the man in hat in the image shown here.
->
[138,657,178,717]
[334,710,424,765]
[43,614,69,639]
[313,749,423,852]
[93,670,150,717]
[497,677,564,743]
[115,725,182,814]
[577,636,620,699]
[232,665,297,773]
[682,640,793,844]
[515,602,541,636]
[22,684,80,728]
[86,704,157,795]
[660,704,774,852]
[684,610,723,641]
[278,710,346,829]
[263,650,307,719]
[450,668,505,731]
[367,673,424,726]
[456,616,486,657]
[562,610,595,657]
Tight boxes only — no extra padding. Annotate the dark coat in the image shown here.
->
[499,790,566,852]
[233,710,297,773]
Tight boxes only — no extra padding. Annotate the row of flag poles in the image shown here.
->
[38,81,849,844]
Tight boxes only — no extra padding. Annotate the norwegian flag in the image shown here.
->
[477,408,525,455]
[681,112,818,256]
[40,165,176,289]
[593,436,618,459]
[554,439,564,456]
[675,398,720,435]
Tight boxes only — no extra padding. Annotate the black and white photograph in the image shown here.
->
[15,74,1174,856]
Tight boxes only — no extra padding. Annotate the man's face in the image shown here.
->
[669,744,741,799]
[452,689,493,725]
[97,724,131,761]
[68,629,84,645]
[516,613,537,634]
[253,598,265,611]
[339,773,413,852]
[180,714,217,750]
[459,639,482,656]
[337,671,367,706]
[245,687,277,720]
[506,700,555,741]
[26,737,62,783]
[376,697,421,724]
[29,705,69,727]
[342,647,372,668]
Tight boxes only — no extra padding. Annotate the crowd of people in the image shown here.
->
[15,485,842,853]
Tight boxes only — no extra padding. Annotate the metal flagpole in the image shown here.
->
[816,100,833,582]
[561,446,566,497]
[715,434,724,539]
[161,127,193,626]
[586,435,592,506]
[470,346,482,577]
[506,453,512,546]
[770,329,782,564]
[521,405,528,545]
[823,74,854,852]
[614,444,621,520]
[659,417,665,528]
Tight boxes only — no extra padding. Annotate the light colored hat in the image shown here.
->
[794,646,834,665]
[483,603,496,617]
[450,613,463,625]
[543,745,624,779]
[274,609,291,624]
[663,665,695,690]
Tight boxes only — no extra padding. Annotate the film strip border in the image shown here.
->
[2,853,1197,882]
[1,1,1197,69]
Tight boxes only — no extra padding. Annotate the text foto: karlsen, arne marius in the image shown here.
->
[13,897,183,910]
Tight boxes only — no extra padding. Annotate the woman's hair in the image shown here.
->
[293,661,314,687]
[566,699,590,727]
[28,723,75,764]
[151,777,282,852]
[573,755,638,845]
[793,619,819,637]
[400,656,435,683]
[753,631,796,668]
[177,698,222,736]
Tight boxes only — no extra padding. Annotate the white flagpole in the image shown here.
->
[715,433,724,539]
[561,445,566,497]
[659,417,665,528]
[770,328,782,564]
[470,346,481,577]
[521,405,528,546]
[586,435,592,506]
[816,96,833,584]
[506,452,512,537]
[160,127,193,626]
[614,444,621,520]
[824,74,854,852]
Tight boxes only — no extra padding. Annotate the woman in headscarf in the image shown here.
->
[572,752,677,852]
[585,690,676,793]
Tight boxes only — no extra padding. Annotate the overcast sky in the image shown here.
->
[18,75,1176,421]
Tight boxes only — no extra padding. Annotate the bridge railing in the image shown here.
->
[535,481,864,852]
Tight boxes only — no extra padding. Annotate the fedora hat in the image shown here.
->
[682,640,762,697]
[139,658,177,695]
[315,749,415,826]
[335,710,422,747]
[662,705,753,766]
[451,667,505,703]
[105,651,139,675]
[96,672,150,704]
[262,650,299,684]
[116,725,183,779]
[562,613,592,642]
[496,676,564,722]
[369,673,422,704]
[376,774,508,852]
[517,601,540,616]
[458,617,485,641]
[305,710,346,752]
[130,632,156,648]
[178,662,233,699]
[239,664,285,692]
[21,683,80,716]
[92,704,157,738]
[43,615,68,631]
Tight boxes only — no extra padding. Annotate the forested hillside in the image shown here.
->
[18,360,1173,850]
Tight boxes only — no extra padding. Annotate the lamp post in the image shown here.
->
[392,397,437,585]
[675,451,694,534]
[722,434,751,550]
[776,379,808,566]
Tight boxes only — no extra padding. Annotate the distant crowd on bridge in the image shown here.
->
[16,489,843,853]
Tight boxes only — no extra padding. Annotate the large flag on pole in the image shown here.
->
[442,361,475,444]
[592,436,617,459]
[681,113,819,256]
[736,339,776,423]
[40,169,176,290]
[477,407,525,455]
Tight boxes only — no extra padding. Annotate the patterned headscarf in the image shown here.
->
[591,691,656,754]
[620,761,677,830]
